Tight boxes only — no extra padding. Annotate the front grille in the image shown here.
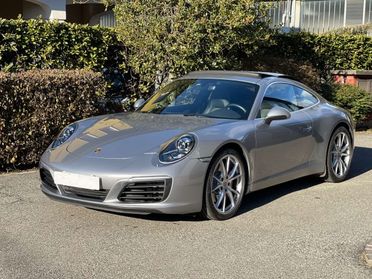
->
[62,186,109,201]
[118,179,171,203]
[40,168,58,192]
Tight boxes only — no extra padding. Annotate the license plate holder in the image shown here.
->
[53,171,101,190]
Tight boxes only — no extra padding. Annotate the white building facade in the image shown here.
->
[269,0,372,33]
[0,0,114,27]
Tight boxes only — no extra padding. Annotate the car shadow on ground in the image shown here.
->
[105,146,372,222]
[237,146,372,217]
[348,146,372,179]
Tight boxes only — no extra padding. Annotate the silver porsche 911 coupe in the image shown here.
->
[40,71,354,220]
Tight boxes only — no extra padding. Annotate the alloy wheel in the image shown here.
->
[210,154,244,215]
[330,131,351,178]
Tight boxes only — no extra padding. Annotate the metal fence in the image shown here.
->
[99,10,116,27]
[268,1,296,28]
[269,0,372,33]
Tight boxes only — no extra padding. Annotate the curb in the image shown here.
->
[0,169,38,176]
[365,243,372,267]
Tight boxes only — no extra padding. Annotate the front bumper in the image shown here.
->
[39,157,209,215]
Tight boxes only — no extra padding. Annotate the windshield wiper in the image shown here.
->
[183,113,205,117]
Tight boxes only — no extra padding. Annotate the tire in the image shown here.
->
[201,148,246,220]
[324,126,353,183]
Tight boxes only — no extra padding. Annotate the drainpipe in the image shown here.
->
[343,0,347,27]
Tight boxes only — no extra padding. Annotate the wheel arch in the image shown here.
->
[206,140,252,194]
[330,121,354,148]
[321,120,354,177]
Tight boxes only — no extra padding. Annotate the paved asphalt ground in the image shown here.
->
[1,133,371,279]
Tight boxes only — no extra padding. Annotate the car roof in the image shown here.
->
[181,70,323,99]
[183,70,296,83]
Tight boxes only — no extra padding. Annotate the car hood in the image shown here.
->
[64,112,225,159]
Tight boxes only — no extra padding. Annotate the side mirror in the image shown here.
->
[265,106,291,124]
[133,98,145,110]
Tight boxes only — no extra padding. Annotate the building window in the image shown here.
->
[268,0,372,34]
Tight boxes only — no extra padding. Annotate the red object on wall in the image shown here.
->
[332,70,372,127]
[333,74,358,86]
[332,70,372,93]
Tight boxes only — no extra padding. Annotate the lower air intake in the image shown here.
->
[118,179,171,203]
[40,168,58,192]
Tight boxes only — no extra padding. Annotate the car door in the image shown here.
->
[252,83,315,191]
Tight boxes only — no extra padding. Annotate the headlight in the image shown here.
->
[159,134,195,163]
[51,123,78,149]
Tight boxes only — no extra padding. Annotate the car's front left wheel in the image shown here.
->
[201,149,246,220]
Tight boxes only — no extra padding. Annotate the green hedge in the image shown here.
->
[331,84,372,123]
[114,0,272,94]
[268,32,372,78]
[111,0,372,95]
[1,18,371,95]
[0,70,107,169]
[0,18,124,72]
[1,18,371,82]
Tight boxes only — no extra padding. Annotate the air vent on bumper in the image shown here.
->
[61,186,109,201]
[40,168,58,192]
[118,179,172,203]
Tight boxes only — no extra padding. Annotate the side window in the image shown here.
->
[294,86,318,109]
[258,83,300,118]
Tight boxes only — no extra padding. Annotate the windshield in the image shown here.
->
[139,79,259,120]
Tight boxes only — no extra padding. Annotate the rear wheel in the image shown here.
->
[201,149,246,220]
[325,127,352,182]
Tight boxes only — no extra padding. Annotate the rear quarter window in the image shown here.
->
[294,86,318,109]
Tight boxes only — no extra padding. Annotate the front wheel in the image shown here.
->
[325,127,353,183]
[201,149,246,220]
